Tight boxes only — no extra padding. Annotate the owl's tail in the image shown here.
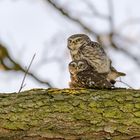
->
[117,71,126,76]
[107,69,126,84]
[110,66,126,78]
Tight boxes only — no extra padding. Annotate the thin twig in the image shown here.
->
[0,44,53,87]
[18,54,36,93]
[116,78,133,89]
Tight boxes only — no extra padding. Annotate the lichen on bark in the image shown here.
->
[0,88,140,140]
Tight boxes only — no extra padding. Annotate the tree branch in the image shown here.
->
[109,38,140,66]
[0,88,140,140]
[83,0,110,20]
[46,0,140,69]
[46,0,99,39]
[0,44,53,88]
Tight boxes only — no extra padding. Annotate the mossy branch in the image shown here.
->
[0,88,140,140]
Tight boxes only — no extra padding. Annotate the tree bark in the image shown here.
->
[0,88,140,140]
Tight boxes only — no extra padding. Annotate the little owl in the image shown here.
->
[69,60,113,89]
[67,34,126,83]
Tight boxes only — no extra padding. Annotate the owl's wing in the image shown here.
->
[80,41,111,73]
[78,69,112,89]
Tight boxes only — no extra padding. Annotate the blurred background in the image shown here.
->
[0,0,140,93]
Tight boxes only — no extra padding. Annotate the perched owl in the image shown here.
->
[69,60,113,89]
[67,34,126,82]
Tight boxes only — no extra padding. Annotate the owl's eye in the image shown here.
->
[76,38,81,42]
[71,63,76,67]
[79,64,83,67]
[68,40,72,44]
[78,63,84,67]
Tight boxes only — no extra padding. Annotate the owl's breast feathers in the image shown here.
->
[70,49,82,60]
[69,73,86,88]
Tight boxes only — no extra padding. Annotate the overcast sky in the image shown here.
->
[0,0,140,93]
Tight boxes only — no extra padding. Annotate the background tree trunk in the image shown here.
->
[0,88,140,140]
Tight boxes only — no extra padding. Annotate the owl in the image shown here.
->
[67,34,126,82]
[68,60,113,89]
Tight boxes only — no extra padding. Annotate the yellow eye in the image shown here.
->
[78,62,84,67]
[71,63,76,68]
[77,38,81,42]
[79,64,83,67]
[68,40,72,44]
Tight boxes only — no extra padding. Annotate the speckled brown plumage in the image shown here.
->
[67,34,126,82]
[69,60,113,89]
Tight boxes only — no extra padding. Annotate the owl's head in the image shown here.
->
[67,34,91,50]
[69,60,88,75]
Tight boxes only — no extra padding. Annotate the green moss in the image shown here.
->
[38,106,52,113]
[8,114,19,121]
[117,118,134,125]
[103,100,118,107]
[30,119,40,126]
[133,93,140,97]
[79,102,88,110]
[10,106,23,113]
[133,118,140,124]
[51,94,65,101]
[36,101,45,107]
[135,103,140,109]
[101,93,113,99]
[90,125,103,132]
[16,113,30,122]
[133,111,140,117]
[89,107,104,114]
[52,102,74,112]
[75,126,90,135]
[73,110,89,120]
[117,125,129,134]
[0,88,140,139]
[47,88,90,95]
[104,124,117,133]
[71,99,81,107]
[90,117,102,125]
[103,108,123,118]
[2,121,28,130]
[88,101,97,108]
[119,103,134,112]
[134,97,140,102]
[125,95,133,101]
[0,99,11,106]
[116,96,125,103]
